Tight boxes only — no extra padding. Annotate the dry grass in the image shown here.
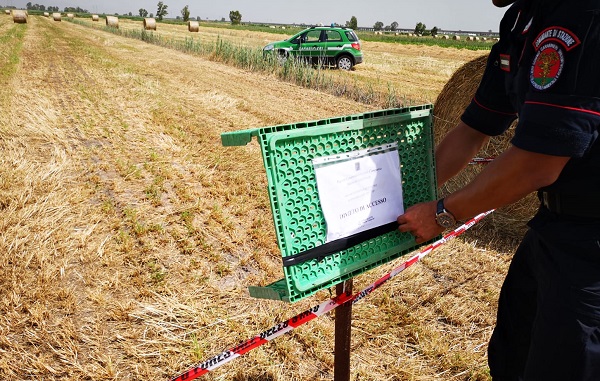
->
[73,17,487,105]
[0,16,518,381]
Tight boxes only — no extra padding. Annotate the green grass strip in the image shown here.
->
[0,23,27,99]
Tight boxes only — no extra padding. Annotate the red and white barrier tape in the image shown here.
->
[168,210,494,381]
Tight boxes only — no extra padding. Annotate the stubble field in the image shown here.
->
[1,14,517,381]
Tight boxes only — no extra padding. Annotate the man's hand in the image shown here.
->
[397,200,444,244]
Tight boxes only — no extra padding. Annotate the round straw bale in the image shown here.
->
[12,10,27,23]
[106,15,119,28]
[453,35,461,40]
[92,14,99,21]
[44,12,49,17]
[434,54,537,236]
[143,17,156,30]
[4,9,10,15]
[52,12,61,21]
[67,13,74,18]
[188,20,199,32]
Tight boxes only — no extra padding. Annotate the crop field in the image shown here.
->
[1,14,518,381]
[70,16,487,105]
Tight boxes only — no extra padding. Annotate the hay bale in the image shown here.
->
[44,12,49,17]
[442,35,449,39]
[143,17,156,30]
[12,10,27,23]
[4,9,10,15]
[106,15,119,28]
[453,35,461,40]
[52,12,61,21]
[188,21,199,32]
[92,14,99,21]
[67,13,74,18]
[434,54,536,236]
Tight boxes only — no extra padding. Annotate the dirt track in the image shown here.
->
[0,15,510,381]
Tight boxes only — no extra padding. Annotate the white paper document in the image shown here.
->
[312,142,404,242]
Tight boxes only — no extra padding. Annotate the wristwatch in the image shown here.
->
[435,198,456,228]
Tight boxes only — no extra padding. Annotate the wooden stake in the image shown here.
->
[334,279,353,381]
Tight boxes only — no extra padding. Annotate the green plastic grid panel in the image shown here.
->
[221,105,437,303]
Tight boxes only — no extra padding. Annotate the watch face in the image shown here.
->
[436,213,455,228]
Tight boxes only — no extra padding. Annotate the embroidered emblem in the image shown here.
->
[531,44,563,90]
[530,27,580,90]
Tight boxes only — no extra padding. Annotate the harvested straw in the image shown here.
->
[67,13,74,18]
[44,12,49,17]
[5,9,10,15]
[453,35,461,40]
[106,15,119,28]
[188,20,199,32]
[12,10,27,23]
[92,14,99,21]
[52,12,61,21]
[434,54,537,237]
[143,17,156,30]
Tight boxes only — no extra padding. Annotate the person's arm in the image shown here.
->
[397,145,570,243]
[435,121,490,187]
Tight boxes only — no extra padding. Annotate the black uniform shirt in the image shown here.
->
[461,0,600,195]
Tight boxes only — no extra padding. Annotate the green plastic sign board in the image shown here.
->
[221,105,437,303]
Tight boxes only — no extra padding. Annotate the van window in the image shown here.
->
[305,30,322,43]
[345,31,358,42]
[325,30,342,42]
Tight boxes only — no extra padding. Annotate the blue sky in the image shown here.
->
[4,0,507,32]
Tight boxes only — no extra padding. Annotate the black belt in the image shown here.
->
[539,191,600,219]
[281,221,399,267]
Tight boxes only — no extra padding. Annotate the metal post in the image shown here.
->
[334,278,353,381]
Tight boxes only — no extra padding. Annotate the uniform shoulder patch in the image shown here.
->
[530,27,580,90]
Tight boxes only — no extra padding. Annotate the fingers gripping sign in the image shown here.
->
[397,200,444,244]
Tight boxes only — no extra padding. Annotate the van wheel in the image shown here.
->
[336,55,353,70]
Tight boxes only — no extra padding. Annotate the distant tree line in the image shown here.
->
[373,19,439,36]
[24,2,73,12]
[13,2,268,28]
[342,16,440,36]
